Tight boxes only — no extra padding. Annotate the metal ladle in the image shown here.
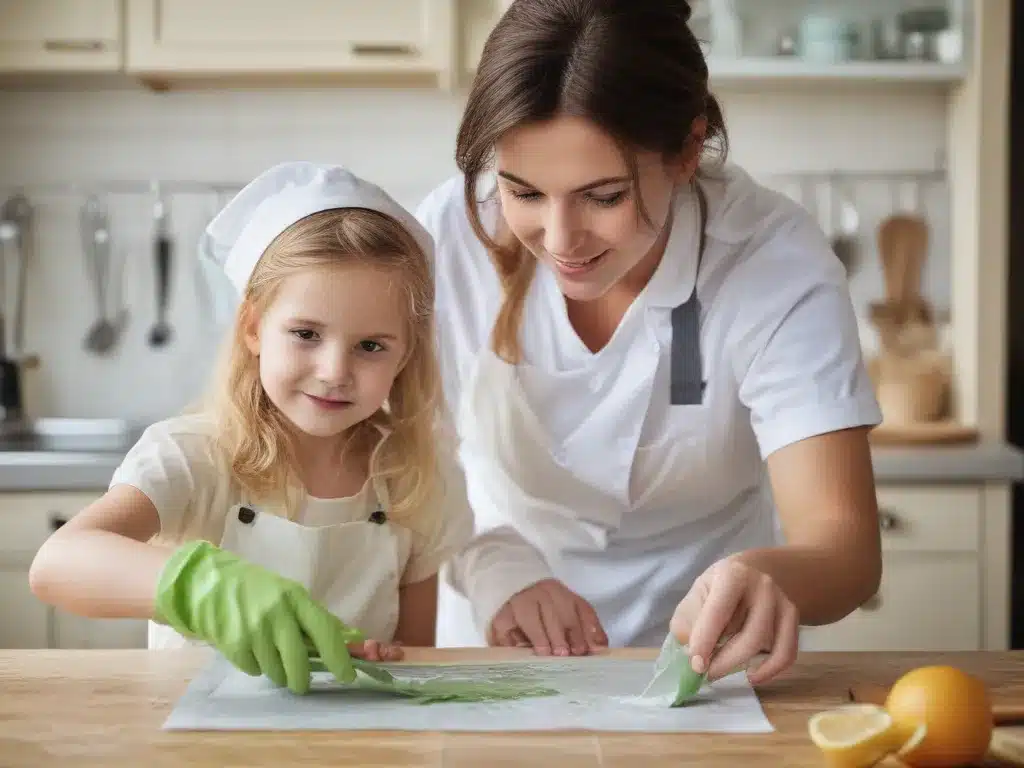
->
[829,179,860,274]
[0,193,33,358]
[147,183,173,348]
[81,195,118,354]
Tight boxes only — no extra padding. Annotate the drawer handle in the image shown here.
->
[43,40,107,52]
[861,593,882,611]
[350,43,417,56]
[878,510,900,531]
[50,515,68,531]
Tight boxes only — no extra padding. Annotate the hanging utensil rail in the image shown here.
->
[0,180,245,197]
[766,169,945,183]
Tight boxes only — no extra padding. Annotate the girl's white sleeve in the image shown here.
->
[400,435,476,585]
[108,416,220,540]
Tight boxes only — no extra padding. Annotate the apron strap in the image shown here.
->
[669,182,708,406]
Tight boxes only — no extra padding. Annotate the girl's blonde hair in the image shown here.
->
[202,207,441,532]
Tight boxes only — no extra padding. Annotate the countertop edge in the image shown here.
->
[0,442,1020,492]
[869,441,1024,483]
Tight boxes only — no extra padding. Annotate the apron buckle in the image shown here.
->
[237,506,256,525]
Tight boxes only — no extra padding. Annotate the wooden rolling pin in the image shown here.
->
[848,683,1024,767]
[875,753,1024,768]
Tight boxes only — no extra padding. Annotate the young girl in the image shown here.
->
[28,161,474,695]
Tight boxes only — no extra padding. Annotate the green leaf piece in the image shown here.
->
[671,662,708,708]
[641,633,708,707]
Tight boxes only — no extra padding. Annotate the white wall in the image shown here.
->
[0,81,951,423]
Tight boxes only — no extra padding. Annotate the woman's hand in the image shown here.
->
[487,579,608,656]
[669,556,799,686]
[349,639,404,662]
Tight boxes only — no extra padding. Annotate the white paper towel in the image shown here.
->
[162,654,775,733]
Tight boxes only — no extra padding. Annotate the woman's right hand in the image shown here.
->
[487,579,608,656]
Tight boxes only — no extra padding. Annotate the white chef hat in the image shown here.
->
[195,161,433,327]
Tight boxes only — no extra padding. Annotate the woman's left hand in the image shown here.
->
[349,639,404,662]
[669,556,799,686]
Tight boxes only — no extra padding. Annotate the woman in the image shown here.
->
[416,0,883,686]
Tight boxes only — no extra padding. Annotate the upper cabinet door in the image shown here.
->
[0,0,123,72]
[460,0,510,77]
[126,0,456,84]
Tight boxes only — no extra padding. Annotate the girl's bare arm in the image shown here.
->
[28,484,176,619]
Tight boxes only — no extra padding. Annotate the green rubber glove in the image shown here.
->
[153,540,364,694]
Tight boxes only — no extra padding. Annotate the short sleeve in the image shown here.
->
[400,445,475,585]
[727,215,883,459]
[108,416,222,539]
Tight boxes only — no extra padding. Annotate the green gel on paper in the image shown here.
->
[309,657,559,705]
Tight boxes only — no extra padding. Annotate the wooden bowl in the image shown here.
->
[874,351,950,425]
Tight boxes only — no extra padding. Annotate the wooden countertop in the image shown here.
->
[1,647,1022,767]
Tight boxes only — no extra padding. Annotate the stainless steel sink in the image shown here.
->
[0,418,145,455]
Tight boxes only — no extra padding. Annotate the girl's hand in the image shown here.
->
[487,578,608,656]
[669,556,799,686]
[348,639,404,662]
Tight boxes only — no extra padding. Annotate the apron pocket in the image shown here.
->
[629,403,712,513]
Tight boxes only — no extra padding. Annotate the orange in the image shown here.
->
[883,665,992,767]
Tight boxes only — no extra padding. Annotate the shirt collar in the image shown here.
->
[643,182,705,309]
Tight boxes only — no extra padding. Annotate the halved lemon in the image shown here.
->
[808,703,927,768]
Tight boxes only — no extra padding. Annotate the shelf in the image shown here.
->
[708,56,967,84]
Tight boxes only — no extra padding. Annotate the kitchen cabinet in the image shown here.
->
[125,0,457,86]
[52,612,148,650]
[802,483,1008,653]
[0,0,123,73]
[460,0,970,86]
[0,570,49,648]
[459,0,511,75]
[0,491,148,650]
[0,481,1009,653]
[0,0,975,86]
[701,0,970,83]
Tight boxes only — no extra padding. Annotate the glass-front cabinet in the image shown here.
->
[691,0,971,81]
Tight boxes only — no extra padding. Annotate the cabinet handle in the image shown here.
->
[50,515,68,531]
[861,593,882,611]
[350,43,417,56]
[878,510,900,531]
[43,40,106,52]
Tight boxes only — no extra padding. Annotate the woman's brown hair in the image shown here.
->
[455,0,728,363]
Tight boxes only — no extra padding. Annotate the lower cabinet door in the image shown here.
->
[0,566,49,648]
[800,555,980,652]
[53,612,149,649]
